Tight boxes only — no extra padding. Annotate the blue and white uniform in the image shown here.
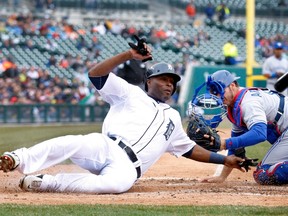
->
[225,88,288,185]
[262,55,288,96]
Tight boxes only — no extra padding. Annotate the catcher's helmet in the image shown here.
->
[207,70,240,96]
[145,62,181,94]
[189,70,239,128]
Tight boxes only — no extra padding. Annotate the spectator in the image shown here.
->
[216,3,230,23]
[47,55,57,67]
[76,35,87,50]
[222,40,238,65]
[26,66,39,80]
[24,39,35,49]
[70,55,84,71]
[59,56,70,69]
[77,81,90,100]
[0,56,18,78]
[91,22,106,35]
[260,39,273,58]
[89,36,103,58]
[185,1,196,23]
[262,42,288,96]
[204,3,215,21]
[110,19,124,35]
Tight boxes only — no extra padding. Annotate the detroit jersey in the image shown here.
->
[96,73,195,173]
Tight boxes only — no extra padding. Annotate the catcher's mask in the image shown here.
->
[189,92,227,128]
[145,62,181,95]
[188,70,240,128]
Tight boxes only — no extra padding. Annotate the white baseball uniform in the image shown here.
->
[262,55,288,96]
[13,73,195,193]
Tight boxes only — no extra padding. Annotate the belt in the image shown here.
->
[110,137,141,178]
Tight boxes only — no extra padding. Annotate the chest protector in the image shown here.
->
[227,88,283,144]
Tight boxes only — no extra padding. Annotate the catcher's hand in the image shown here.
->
[239,158,259,172]
[186,114,221,152]
[128,35,153,62]
[234,148,258,172]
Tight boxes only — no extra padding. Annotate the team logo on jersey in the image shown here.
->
[164,119,175,140]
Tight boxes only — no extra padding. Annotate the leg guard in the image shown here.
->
[253,161,288,185]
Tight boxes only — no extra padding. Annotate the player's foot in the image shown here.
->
[19,174,44,192]
[0,152,20,172]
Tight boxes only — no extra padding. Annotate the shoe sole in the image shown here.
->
[19,174,44,191]
[19,175,26,189]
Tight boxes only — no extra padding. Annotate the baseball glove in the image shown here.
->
[234,148,259,172]
[128,35,153,62]
[186,114,221,152]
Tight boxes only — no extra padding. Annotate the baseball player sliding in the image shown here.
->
[0,41,245,194]
[199,70,288,185]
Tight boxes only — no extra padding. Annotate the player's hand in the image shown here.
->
[199,175,226,183]
[224,155,245,172]
[129,44,152,61]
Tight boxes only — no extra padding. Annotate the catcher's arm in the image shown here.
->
[200,166,232,183]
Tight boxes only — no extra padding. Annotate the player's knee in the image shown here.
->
[102,174,135,193]
[107,180,133,194]
[253,168,276,185]
[253,162,288,185]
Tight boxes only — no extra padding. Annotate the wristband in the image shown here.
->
[209,152,225,164]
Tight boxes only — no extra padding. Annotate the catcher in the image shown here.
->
[188,69,288,185]
[187,76,258,172]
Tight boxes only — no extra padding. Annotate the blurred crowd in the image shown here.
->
[0,2,287,106]
[0,10,203,105]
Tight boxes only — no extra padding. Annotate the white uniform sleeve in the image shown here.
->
[97,73,132,105]
[167,111,196,158]
[262,58,272,75]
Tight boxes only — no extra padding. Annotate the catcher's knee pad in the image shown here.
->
[253,161,288,185]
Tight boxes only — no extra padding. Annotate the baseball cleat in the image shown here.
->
[0,152,20,172]
[19,174,44,192]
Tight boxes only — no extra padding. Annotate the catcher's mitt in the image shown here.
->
[186,114,221,152]
[128,35,152,62]
[234,148,259,172]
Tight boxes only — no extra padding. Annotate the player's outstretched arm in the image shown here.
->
[189,145,245,172]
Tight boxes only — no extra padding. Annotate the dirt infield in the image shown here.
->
[1,153,288,206]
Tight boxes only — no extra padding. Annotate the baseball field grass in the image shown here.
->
[0,204,288,216]
[0,123,287,215]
